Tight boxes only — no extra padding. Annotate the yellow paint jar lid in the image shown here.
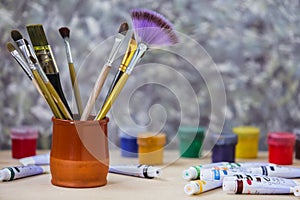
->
[232,126,260,136]
[137,133,166,146]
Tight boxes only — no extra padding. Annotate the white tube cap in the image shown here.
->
[222,180,237,193]
[182,168,197,180]
[184,182,198,195]
[294,186,300,196]
[147,166,161,178]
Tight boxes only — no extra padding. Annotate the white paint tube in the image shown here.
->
[0,165,48,181]
[247,165,300,178]
[184,179,223,195]
[223,178,295,194]
[19,153,50,166]
[200,167,248,181]
[109,164,161,179]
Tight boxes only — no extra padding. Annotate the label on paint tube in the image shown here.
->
[223,179,294,194]
[247,166,300,178]
[200,167,248,181]
[0,165,46,181]
[109,164,161,179]
[184,179,223,195]
[19,153,50,166]
[223,174,298,187]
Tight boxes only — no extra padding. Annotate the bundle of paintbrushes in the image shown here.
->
[6,8,178,121]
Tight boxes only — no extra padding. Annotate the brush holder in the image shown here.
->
[50,117,109,188]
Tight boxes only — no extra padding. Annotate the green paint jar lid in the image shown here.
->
[178,126,205,139]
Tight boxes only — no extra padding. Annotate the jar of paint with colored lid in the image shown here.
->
[137,133,166,165]
[268,132,295,165]
[10,126,39,159]
[119,127,142,158]
[232,126,260,158]
[177,126,205,158]
[211,132,238,163]
[293,129,300,159]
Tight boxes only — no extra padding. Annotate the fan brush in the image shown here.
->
[95,8,178,120]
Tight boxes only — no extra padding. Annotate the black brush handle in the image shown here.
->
[102,71,124,108]
[47,73,73,117]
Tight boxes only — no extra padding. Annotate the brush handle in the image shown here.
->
[47,73,73,117]
[45,82,73,120]
[68,63,83,116]
[102,70,124,109]
[80,64,111,121]
[95,73,129,120]
[32,70,63,119]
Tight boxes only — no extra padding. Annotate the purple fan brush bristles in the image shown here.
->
[131,8,178,46]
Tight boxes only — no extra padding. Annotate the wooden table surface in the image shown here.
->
[0,150,299,200]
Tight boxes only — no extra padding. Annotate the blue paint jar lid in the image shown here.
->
[211,132,238,145]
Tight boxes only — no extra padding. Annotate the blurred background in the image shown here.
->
[0,0,300,151]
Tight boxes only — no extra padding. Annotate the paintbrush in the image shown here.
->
[59,27,83,116]
[101,33,137,108]
[26,24,73,118]
[80,22,129,120]
[29,56,73,120]
[10,30,33,64]
[95,9,178,120]
[6,42,63,119]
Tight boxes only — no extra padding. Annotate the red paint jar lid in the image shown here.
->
[10,126,39,139]
[268,132,296,146]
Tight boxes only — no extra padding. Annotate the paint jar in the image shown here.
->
[10,126,39,159]
[294,129,300,159]
[268,132,295,165]
[137,133,166,165]
[119,127,140,157]
[232,126,260,158]
[50,117,109,188]
[211,132,238,163]
[177,126,205,158]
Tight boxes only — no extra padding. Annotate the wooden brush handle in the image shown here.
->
[68,63,83,116]
[32,70,63,119]
[95,73,129,120]
[80,64,111,120]
[47,73,73,117]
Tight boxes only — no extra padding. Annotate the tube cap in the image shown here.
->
[182,168,198,180]
[222,180,237,193]
[184,182,198,195]
[147,166,162,178]
[294,186,300,196]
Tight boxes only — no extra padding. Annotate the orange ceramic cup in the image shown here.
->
[50,117,109,188]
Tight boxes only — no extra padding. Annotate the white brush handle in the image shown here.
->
[81,64,111,120]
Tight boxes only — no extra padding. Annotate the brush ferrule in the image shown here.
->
[107,33,124,66]
[119,37,137,72]
[63,39,73,63]
[33,45,59,74]
[16,39,32,63]
[34,63,49,83]
[11,50,33,80]
[126,43,148,74]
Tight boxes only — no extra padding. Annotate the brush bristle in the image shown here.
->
[6,42,16,52]
[131,8,178,46]
[11,30,23,41]
[26,24,49,46]
[59,27,70,39]
[118,22,129,36]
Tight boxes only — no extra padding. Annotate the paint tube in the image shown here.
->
[184,179,223,195]
[247,165,300,178]
[223,174,299,187]
[182,162,228,180]
[19,153,50,166]
[0,165,48,181]
[200,167,248,181]
[182,162,271,180]
[223,178,295,194]
[109,164,161,179]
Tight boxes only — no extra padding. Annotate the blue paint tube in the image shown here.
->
[0,165,47,181]
[19,153,50,166]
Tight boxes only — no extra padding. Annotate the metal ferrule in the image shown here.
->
[16,39,31,64]
[34,62,49,83]
[126,43,148,74]
[119,38,137,72]
[11,50,33,80]
[33,45,59,74]
[106,33,124,66]
[63,38,73,63]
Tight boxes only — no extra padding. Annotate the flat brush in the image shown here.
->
[95,9,178,120]
[26,24,73,118]
[59,27,83,116]
[80,22,129,120]
[29,56,72,120]
[102,33,137,108]
[6,42,43,98]
[7,43,63,119]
